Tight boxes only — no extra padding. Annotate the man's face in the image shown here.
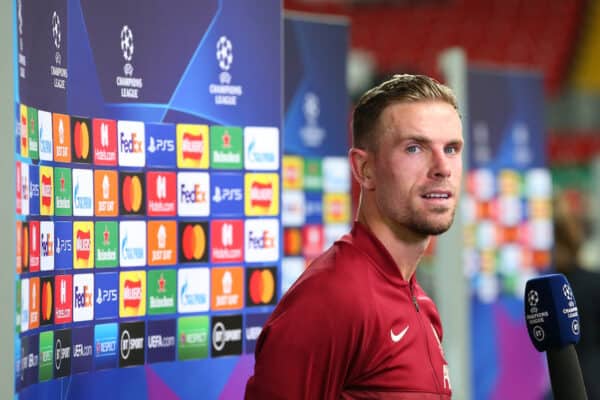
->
[370,100,463,236]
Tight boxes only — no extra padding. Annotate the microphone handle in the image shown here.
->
[546,344,588,400]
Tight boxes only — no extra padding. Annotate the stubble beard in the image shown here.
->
[404,205,456,236]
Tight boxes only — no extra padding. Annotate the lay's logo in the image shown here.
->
[73,221,94,269]
[177,124,209,169]
[119,271,146,317]
[40,166,54,216]
[245,173,279,216]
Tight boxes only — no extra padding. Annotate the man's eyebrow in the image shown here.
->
[395,135,464,148]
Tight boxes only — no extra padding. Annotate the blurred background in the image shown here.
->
[3,0,600,399]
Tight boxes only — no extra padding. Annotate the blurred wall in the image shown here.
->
[1,1,15,399]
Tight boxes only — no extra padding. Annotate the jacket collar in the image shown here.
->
[339,221,416,286]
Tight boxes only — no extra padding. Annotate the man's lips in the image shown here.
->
[421,190,452,200]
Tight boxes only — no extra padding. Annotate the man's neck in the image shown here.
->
[357,210,430,281]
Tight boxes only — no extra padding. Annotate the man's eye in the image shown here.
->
[406,145,420,154]
[445,146,459,154]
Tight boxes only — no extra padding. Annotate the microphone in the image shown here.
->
[524,273,587,400]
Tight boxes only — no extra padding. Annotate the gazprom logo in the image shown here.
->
[244,127,279,171]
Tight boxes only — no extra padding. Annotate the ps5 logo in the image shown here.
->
[148,136,175,153]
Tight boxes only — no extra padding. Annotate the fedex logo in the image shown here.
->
[177,172,210,217]
[210,220,243,263]
[40,221,54,271]
[245,218,279,262]
[146,171,176,216]
[118,121,145,167]
[73,273,94,322]
[93,119,117,166]
[146,123,176,168]
[210,172,243,216]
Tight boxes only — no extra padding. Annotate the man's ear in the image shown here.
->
[349,147,375,190]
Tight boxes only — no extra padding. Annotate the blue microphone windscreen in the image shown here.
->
[524,273,580,352]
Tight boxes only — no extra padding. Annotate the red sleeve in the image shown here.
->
[245,275,361,400]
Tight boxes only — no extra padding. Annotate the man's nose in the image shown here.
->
[429,149,451,179]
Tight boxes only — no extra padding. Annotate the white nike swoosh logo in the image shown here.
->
[390,325,409,343]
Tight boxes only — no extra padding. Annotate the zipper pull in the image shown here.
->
[409,284,420,312]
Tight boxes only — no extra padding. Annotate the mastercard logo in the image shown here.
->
[73,119,91,162]
[120,173,145,215]
[283,228,302,256]
[246,268,276,306]
[180,222,208,262]
[41,280,53,322]
[22,223,30,271]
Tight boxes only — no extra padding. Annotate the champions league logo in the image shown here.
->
[116,25,143,98]
[50,10,67,89]
[209,35,242,106]
[18,0,25,78]
[217,36,233,84]
[120,25,134,76]
[300,92,325,147]
[52,12,62,65]
[52,12,61,50]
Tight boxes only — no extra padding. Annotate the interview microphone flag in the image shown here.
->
[524,273,587,400]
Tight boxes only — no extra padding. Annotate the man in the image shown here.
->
[246,74,463,399]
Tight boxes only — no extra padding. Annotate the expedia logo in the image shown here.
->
[119,172,145,215]
[178,222,208,263]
